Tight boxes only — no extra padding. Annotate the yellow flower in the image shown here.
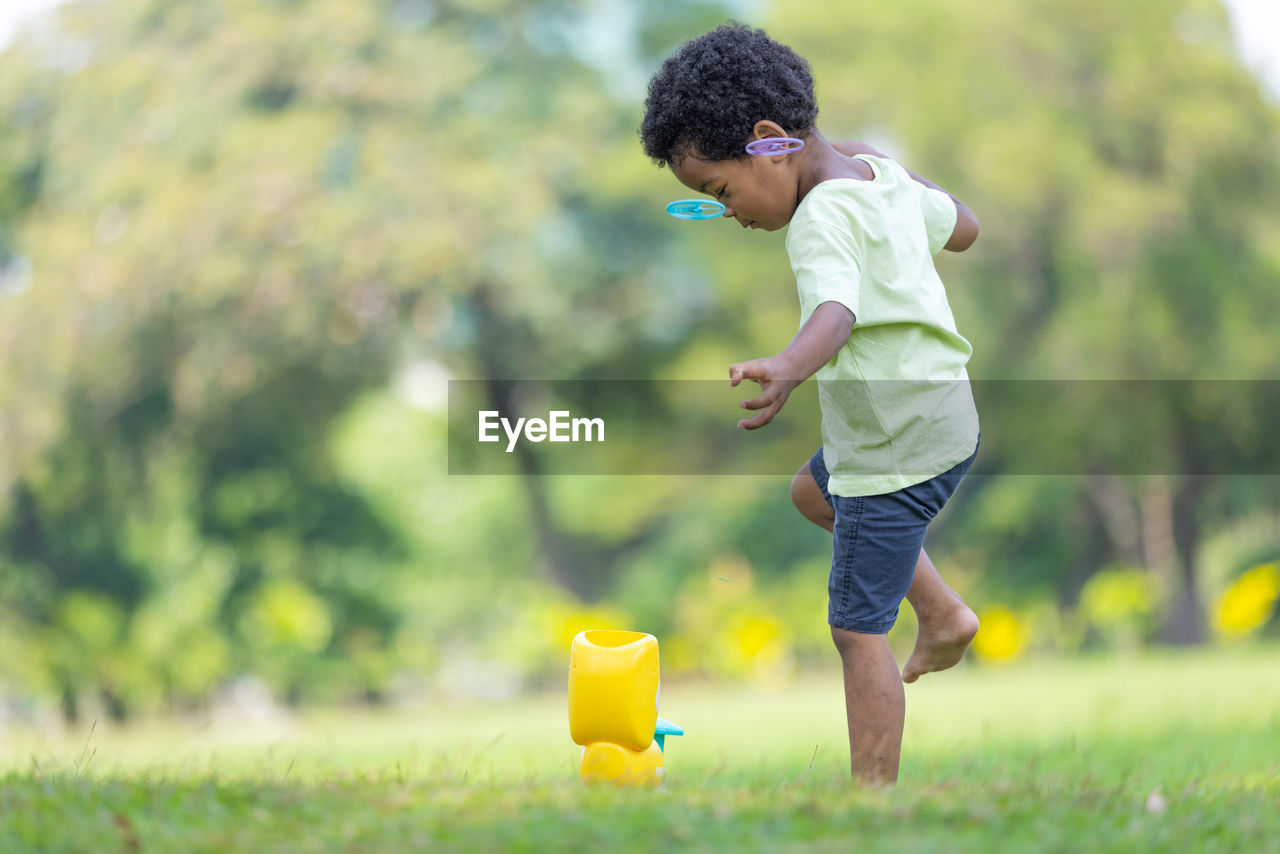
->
[1212,562,1280,639]
[972,606,1028,662]
[727,613,785,664]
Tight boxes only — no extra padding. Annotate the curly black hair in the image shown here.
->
[640,22,818,167]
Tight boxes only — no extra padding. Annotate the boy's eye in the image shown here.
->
[715,187,726,199]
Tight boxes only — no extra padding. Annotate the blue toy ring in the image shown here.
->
[666,199,726,220]
[745,137,805,156]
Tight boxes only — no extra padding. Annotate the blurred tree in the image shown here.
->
[0,0,424,715]
[0,0,744,713]
[1,0,1279,718]
[418,0,746,600]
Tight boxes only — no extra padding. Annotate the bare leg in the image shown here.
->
[791,463,978,684]
[831,627,903,784]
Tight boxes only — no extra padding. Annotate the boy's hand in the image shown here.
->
[729,301,854,430]
[729,356,800,430]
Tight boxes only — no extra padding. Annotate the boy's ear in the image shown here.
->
[750,120,790,141]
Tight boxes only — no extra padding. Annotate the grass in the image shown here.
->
[2,646,1278,852]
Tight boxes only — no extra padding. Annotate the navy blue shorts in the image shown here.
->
[809,438,979,634]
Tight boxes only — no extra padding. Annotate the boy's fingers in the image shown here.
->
[738,403,778,429]
[739,390,773,411]
[738,386,792,427]
[729,361,767,387]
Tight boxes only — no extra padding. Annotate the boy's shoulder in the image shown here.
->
[801,155,912,209]
[790,160,877,234]
[792,155,925,231]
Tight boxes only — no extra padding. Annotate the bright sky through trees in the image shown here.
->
[1,0,1279,98]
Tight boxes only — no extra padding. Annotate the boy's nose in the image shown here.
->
[721,205,736,219]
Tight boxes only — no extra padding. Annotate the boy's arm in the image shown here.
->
[729,301,855,430]
[834,140,979,252]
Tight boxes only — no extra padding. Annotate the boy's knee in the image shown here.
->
[791,463,830,521]
[789,467,809,511]
[831,625,855,656]
[831,625,885,656]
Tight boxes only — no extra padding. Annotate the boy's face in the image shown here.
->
[670,151,795,232]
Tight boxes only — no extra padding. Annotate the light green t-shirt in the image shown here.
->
[786,154,979,497]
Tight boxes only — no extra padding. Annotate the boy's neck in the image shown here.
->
[793,129,872,205]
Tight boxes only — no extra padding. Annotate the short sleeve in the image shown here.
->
[921,186,958,256]
[789,220,863,325]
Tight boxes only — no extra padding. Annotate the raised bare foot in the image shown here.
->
[902,602,979,684]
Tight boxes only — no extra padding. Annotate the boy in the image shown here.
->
[640,22,982,784]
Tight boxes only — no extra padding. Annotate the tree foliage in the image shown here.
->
[1,0,1278,718]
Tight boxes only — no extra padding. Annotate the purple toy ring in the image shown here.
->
[745,137,805,156]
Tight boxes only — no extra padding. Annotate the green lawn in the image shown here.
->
[2,646,1278,852]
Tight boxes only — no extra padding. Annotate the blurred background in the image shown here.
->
[0,0,1278,729]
